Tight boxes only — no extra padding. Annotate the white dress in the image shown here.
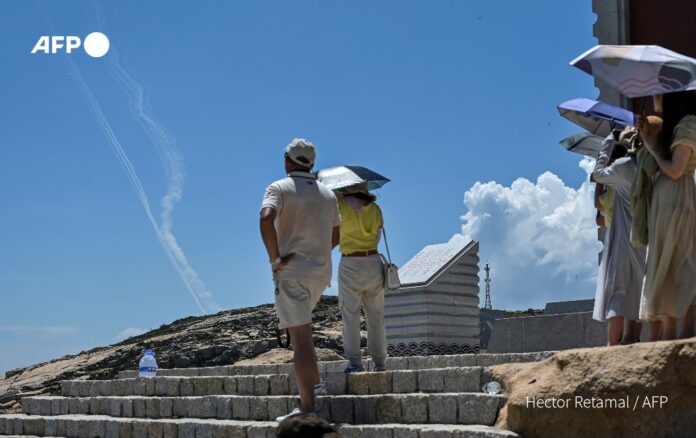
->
[640,115,696,320]
[592,136,647,321]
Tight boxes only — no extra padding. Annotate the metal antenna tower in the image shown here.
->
[484,262,492,310]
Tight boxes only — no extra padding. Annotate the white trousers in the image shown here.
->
[338,254,387,367]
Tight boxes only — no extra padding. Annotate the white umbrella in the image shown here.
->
[560,132,605,157]
[570,45,696,98]
[317,165,390,192]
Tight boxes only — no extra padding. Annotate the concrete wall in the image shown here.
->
[487,311,606,353]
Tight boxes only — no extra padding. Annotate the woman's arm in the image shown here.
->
[646,143,692,180]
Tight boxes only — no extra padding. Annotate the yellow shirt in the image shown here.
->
[338,197,383,254]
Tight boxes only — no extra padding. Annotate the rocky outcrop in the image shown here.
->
[0,296,345,414]
[492,338,696,437]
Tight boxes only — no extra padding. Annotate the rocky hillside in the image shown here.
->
[0,296,345,414]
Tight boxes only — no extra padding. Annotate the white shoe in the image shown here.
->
[275,407,303,423]
[313,381,327,396]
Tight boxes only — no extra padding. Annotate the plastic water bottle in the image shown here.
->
[138,349,158,378]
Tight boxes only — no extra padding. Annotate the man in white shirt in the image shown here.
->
[260,138,340,420]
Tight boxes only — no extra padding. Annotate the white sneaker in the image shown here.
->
[275,407,303,423]
[313,381,327,396]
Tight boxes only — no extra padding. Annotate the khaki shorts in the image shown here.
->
[275,278,327,329]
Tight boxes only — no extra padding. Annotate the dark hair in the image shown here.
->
[659,90,696,159]
[347,191,377,205]
[276,413,340,437]
[610,143,628,161]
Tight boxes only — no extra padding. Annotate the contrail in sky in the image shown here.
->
[37,6,219,314]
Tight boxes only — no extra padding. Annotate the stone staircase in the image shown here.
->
[0,352,553,437]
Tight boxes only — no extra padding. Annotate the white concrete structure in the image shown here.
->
[385,235,481,356]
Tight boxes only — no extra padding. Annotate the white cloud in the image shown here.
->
[460,159,602,310]
[116,327,146,341]
[0,325,78,335]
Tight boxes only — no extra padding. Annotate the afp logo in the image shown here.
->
[31,32,110,58]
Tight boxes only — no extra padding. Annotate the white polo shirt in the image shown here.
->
[261,171,341,284]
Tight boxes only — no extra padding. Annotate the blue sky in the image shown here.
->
[1,1,602,374]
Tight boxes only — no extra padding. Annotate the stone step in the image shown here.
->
[117,352,554,379]
[22,393,504,425]
[0,414,519,437]
[62,367,485,398]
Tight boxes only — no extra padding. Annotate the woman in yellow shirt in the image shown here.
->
[337,190,387,373]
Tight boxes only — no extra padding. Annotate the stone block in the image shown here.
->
[88,420,106,438]
[22,417,45,436]
[148,422,164,438]
[229,365,253,376]
[12,417,23,435]
[456,393,499,425]
[162,422,178,438]
[132,421,148,438]
[194,422,214,438]
[419,370,445,392]
[354,395,378,424]
[385,357,408,371]
[44,418,58,436]
[101,381,114,396]
[237,376,255,395]
[145,377,156,395]
[160,398,173,418]
[428,394,457,423]
[88,381,101,397]
[315,396,330,421]
[325,372,346,395]
[231,396,250,419]
[50,397,65,415]
[216,397,232,419]
[105,421,121,438]
[401,393,429,424]
[201,396,217,418]
[173,397,189,417]
[224,377,238,395]
[200,366,228,376]
[146,397,161,418]
[267,397,289,421]
[254,375,270,395]
[113,379,128,396]
[109,399,122,416]
[133,398,147,417]
[338,426,361,438]
[392,371,417,393]
[78,419,92,438]
[122,398,134,417]
[178,422,196,438]
[323,361,346,374]
[60,381,71,396]
[20,397,33,414]
[375,395,403,423]
[367,372,392,394]
[132,379,147,396]
[180,379,194,396]
[254,364,279,375]
[119,420,134,438]
[443,367,480,393]
[195,377,223,396]
[247,424,275,438]
[348,373,369,395]
[65,419,79,437]
[363,425,395,438]
[330,396,354,423]
[155,378,169,396]
[268,374,290,395]
[249,396,268,420]
[212,423,243,438]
